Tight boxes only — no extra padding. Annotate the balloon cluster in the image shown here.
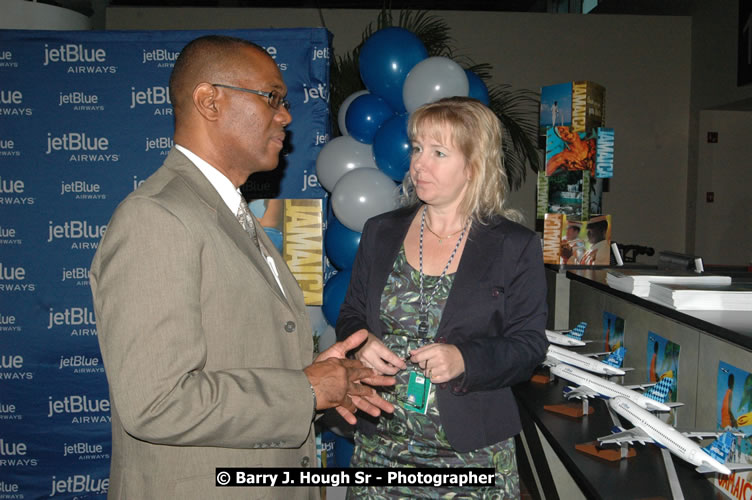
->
[319,27,490,326]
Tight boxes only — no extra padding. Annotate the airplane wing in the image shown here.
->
[597,427,654,446]
[584,351,610,358]
[696,462,752,474]
[541,356,558,368]
[624,383,656,391]
[562,385,597,399]
[683,430,745,440]
[643,400,674,412]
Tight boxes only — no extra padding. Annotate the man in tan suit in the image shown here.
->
[90,35,392,499]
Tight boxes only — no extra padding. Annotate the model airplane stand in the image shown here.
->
[541,368,593,417]
[544,397,594,418]
[576,401,635,461]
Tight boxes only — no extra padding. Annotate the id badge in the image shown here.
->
[403,371,431,414]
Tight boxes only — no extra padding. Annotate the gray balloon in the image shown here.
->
[337,90,369,136]
[315,135,377,192]
[402,56,469,113]
[331,168,400,232]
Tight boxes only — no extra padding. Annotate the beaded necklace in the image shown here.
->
[417,205,470,336]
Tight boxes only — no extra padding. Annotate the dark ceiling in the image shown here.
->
[41,0,695,17]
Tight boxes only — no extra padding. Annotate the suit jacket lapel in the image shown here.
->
[439,218,506,331]
[163,149,291,308]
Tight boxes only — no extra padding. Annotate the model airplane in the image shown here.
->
[546,322,588,347]
[544,345,626,376]
[550,364,674,412]
[598,396,752,475]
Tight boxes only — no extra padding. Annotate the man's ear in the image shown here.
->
[193,82,220,121]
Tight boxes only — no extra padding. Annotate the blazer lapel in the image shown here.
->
[439,219,506,330]
[164,149,290,307]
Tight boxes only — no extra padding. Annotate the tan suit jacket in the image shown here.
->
[90,149,317,499]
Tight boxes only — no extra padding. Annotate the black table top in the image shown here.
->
[514,375,728,500]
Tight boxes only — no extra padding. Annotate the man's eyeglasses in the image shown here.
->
[211,83,290,111]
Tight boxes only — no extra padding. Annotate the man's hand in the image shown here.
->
[307,330,395,424]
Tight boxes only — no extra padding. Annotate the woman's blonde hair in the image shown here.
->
[402,96,521,223]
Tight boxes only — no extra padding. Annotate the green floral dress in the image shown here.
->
[348,246,519,499]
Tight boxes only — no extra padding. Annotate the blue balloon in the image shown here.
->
[325,216,362,270]
[359,27,428,113]
[345,93,394,144]
[322,269,353,326]
[465,69,490,106]
[373,113,411,181]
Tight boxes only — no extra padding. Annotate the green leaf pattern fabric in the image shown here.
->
[347,246,519,498]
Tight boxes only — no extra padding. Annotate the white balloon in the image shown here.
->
[337,90,369,136]
[315,135,377,192]
[331,168,400,232]
[402,56,470,113]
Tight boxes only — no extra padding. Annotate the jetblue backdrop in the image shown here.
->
[0,28,330,499]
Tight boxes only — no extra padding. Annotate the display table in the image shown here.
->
[514,376,725,500]
[527,266,752,499]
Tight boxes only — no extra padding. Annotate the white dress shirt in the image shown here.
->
[175,144,286,297]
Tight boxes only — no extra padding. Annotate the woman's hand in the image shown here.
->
[409,343,465,384]
[352,329,407,376]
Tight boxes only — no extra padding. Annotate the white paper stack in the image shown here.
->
[605,269,732,297]
[647,282,752,310]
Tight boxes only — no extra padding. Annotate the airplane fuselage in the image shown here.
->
[608,397,731,475]
[551,364,671,412]
[547,345,625,376]
[546,329,586,347]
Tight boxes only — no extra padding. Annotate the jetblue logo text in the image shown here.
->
[145,136,174,152]
[43,44,116,74]
[47,220,106,249]
[0,89,32,116]
[0,403,22,421]
[0,50,18,68]
[312,47,330,61]
[0,263,35,292]
[46,133,108,153]
[0,313,21,334]
[0,354,32,381]
[0,138,20,157]
[60,180,106,200]
[0,438,37,467]
[59,355,103,374]
[142,48,180,66]
[63,441,109,461]
[59,91,103,111]
[0,177,35,205]
[302,83,328,104]
[130,86,172,116]
[47,395,110,420]
[48,307,96,329]
[50,475,108,496]
[44,44,105,65]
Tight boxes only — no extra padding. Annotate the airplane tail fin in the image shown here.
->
[644,377,674,403]
[604,347,626,368]
[702,431,736,464]
[566,322,587,341]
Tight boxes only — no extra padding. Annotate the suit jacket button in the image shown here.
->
[284,321,296,333]
[300,456,310,467]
